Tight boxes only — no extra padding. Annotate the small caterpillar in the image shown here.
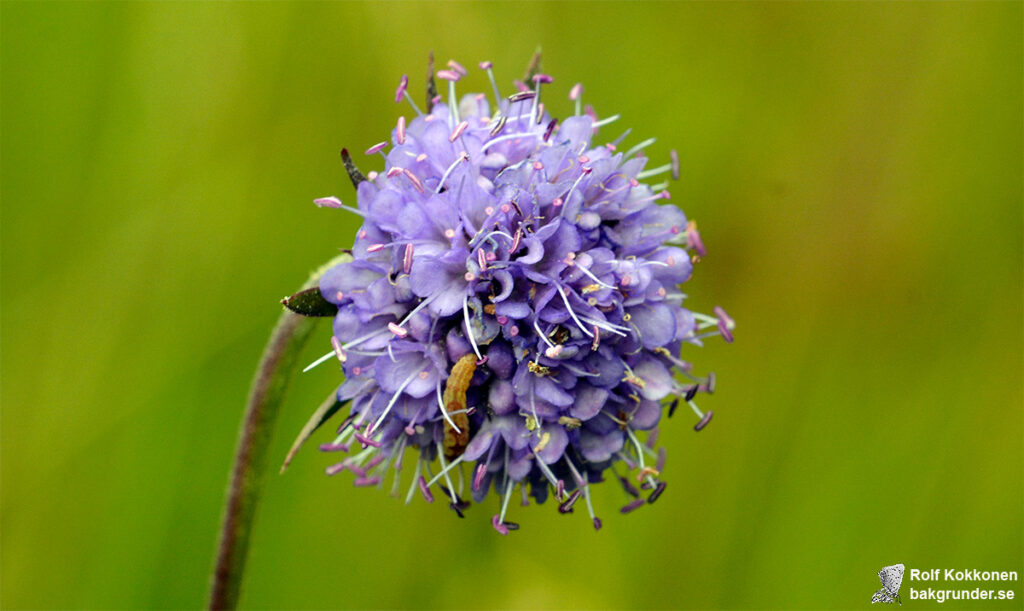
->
[441,353,476,459]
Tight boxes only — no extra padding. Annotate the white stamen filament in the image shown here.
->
[436,442,459,503]
[498,477,514,523]
[592,114,621,128]
[435,381,461,434]
[637,163,673,180]
[402,90,423,116]
[368,370,419,435]
[404,458,423,505]
[481,131,541,153]
[556,285,595,337]
[463,295,483,360]
[624,137,657,158]
[424,453,464,487]
[533,320,556,348]
[435,153,468,194]
[448,80,459,127]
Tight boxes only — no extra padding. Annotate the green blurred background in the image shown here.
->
[2,2,1021,609]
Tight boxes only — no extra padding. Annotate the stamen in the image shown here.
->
[558,489,581,513]
[447,59,467,76]
[417,475,434,503]
[435,152,469,194]
[353,432,381,448]
[637,163,673,180]
[394,75,408,103]
[473,463,487,491]
[619,476,640,498]
[498,477,514,524]
[403,244,414,274]
[330,336,347,363]
[508,91,535,103]
[490,114,508,137]
[387,322,408,338]
[491,514,509,535]
[620,498,645,514]
[714,306,735,342]
[302,349,337,373]
[449,120,468,142]
[569,82,583,116]
[670,149,680,180]
[693,409,714,431]
[429,383,459,438]
[624,137,657,158]
[396,116,406,144]
[368,370,419,435]
[480,60,502,105]
[477,248,488,271]
[592,114,620,128]
[314,197,366,218]
[402,168,424,193]
[462,295,483,360]
[556,284,594,337]
[480,131,540,153]
[365,142,387,155]
[436,69,460,81]
[668,398,679,418]
[543,119,558,142]
[648,481,667,504]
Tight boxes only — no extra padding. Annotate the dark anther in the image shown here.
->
[490,115,507,137]
[694,411,714,432]
[543,119,558,142]
[340,148,366,188]
[647,481,667,504]
[668,398,679,418]
[592,517,603,531]
[684,384,699,402]
[503,521,520,531]
[448,502,465,518]
[619,476,640,498]
[558,489,582,514]
[508,91,536,103]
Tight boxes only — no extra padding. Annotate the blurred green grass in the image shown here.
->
[1,2,1021,609]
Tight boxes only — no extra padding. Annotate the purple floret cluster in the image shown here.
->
[306,58,733,533]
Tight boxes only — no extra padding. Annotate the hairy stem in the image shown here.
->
[209,254,349,610]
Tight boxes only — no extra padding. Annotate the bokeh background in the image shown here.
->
[2,2,1021,609]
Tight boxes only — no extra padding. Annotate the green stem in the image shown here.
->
[209,255,349,610]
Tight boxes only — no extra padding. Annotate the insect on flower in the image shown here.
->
[285,53,736,534]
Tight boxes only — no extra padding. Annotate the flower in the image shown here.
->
[303,56,734,533]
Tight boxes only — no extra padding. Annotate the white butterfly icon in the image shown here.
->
[871,563,905,605]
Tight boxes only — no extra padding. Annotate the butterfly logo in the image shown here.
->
[871,563,905,605]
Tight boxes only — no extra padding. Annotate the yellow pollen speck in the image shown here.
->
[581,284,601,294]
[484,304,496,315]
[622,313,632,322]
[558,416,582,429]
[623,373,646,389]
[534,432,551,453]
[525,415,539,431]
[587,297,598,306]
[528,361,551,376]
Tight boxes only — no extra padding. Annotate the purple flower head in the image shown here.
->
[302,56,733,533]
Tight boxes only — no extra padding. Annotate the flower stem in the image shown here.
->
[209,254,350,610]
